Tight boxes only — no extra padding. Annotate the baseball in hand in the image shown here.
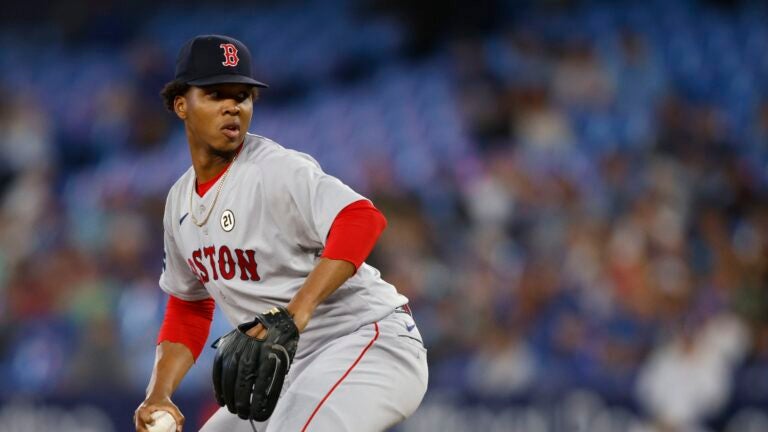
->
[147,410,177,432]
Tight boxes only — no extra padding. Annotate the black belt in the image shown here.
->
[395,304,413,316]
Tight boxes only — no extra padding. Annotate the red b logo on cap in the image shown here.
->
[220,43,239,67]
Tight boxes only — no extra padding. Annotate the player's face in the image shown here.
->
[181,83,254,152]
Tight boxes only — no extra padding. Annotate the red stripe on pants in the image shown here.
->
[301,322,380,432]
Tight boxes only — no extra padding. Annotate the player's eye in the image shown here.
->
[209,91,219,98]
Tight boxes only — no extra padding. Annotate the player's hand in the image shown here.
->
[245,308,309,335]
[134,394,184,432]
[246,323,268,338]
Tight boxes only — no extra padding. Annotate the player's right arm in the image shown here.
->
[135,294,214,431]
[134,340,192,432]
[136,188,213,431]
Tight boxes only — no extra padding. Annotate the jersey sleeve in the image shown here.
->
[273,152,366,247]
[159,189,210,301]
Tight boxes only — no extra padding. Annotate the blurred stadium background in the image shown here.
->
[1,0,767,430]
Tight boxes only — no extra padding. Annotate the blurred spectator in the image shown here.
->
[465,327,537,397]
[552,39,615,109]
[636,314,748,430]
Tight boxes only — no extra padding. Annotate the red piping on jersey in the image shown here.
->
[301,322,380,432]
[321,199,387,270]
[196,141,245,196]
[157,296,215,361]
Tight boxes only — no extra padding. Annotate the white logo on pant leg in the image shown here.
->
[221,209,235,232]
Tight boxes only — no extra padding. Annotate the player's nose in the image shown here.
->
[222,100,240,116]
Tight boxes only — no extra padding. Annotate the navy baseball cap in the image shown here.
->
[174,34,268,88]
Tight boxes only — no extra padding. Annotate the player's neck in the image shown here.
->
[188,139,243,184]
[191,151,233,184]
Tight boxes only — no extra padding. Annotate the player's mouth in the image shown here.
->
[221,123,241,139]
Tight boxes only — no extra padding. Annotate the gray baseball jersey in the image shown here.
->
[160,133,407,356]
[160,133,428,431]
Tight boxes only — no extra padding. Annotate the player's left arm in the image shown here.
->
[252,199,386,334]
[287,257,356,331]
[250,157,387,336]
[289,199,386,331]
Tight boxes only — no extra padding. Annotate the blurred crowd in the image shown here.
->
[1,0,767,431]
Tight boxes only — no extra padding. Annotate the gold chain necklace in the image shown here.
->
[189,150,241,227]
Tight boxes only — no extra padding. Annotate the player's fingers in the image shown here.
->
[153,404,184,426]
[136,420,151,432]
[134,406,153,431]
[166,409,185,432]
[139,407,155,425]
[246,323,267,339]
[234,343,259,419]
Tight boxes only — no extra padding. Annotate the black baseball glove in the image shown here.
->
[211,306,300,421]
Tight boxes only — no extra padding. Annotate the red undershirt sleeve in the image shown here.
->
[157,295,215,361]
[321,199,387,270]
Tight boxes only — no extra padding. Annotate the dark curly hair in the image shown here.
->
[160,80,190,112]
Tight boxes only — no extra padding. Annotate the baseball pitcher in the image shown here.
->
[133,35,428,432]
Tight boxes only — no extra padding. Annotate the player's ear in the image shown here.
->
[174,95,187,120]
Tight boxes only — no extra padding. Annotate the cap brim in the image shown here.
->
[187,74,268,88]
